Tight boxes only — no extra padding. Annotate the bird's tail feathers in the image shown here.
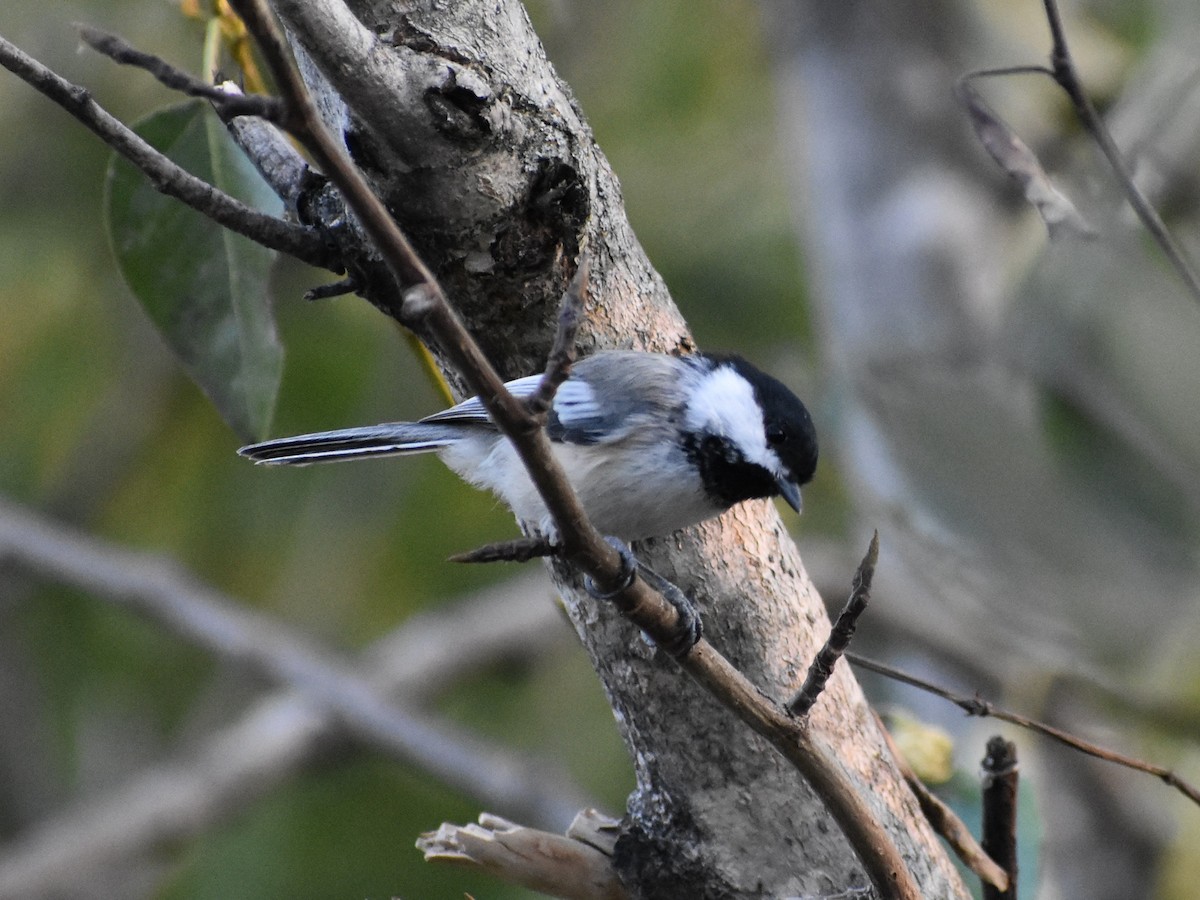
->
[239,423,465,466]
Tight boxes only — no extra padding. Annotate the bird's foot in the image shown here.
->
[635,561,702,657]
[582,536,638,599]
[584,536,702,658]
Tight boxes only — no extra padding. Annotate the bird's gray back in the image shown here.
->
[547,352,694,445]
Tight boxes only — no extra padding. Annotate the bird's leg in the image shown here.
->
[582,536,639,599]
[584,536,702,658]
[634,560,703,657]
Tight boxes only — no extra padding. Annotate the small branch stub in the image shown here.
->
[449,536,556,564]
[787,531,879,716]
[527,251,590,420]
[981,736,1019,900]
[417,811,629,900]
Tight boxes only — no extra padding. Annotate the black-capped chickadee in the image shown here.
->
[239,350,818,542]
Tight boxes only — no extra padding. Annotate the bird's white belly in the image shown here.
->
[440,435,718,541]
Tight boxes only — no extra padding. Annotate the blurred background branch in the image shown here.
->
[0,528,585,898]
[0,498,589,829]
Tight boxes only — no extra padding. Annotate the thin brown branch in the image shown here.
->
[0,498,584,827]
[77,25,283,120]
[846,652,1200,807]
[1037,0,1200,302]
[224,2,923,894]
[0,32,334,270]
[787,531,878,716]
[527,251,589,420]
[980,737,1019,900]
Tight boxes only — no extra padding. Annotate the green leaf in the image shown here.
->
[104,101,284,441]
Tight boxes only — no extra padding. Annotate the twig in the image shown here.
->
[0,498,585,827]
[873,713,1009,892]
[0,33,334,270]
[964,0,1200,303]
[787,531,878,716]
[845,652,1200,807]
[303,278,357,301]
[980,737,1019,900]
[77,26,283,121]
[450,537,557,564]
[527,252,589,420]
[224,2,922,895]
[0,572,585,898]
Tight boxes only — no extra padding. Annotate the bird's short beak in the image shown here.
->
[776,476,803,515]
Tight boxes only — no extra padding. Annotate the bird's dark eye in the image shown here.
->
[766,423,787,446]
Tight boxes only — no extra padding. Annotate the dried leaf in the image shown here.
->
[958,80,1093,239]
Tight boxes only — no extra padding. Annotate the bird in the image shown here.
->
[239,350,818,543]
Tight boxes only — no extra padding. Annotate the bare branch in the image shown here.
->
[787,532,878,716]
[450,536,557,565]
[527,252,590,420]
[77,25,283,121]
[1037,0,1200,300]
[956,1,1200,302]
[0,573,585,897]
[846,652,1200,807]
[0,498,584,826]
[0,32,335,270]
[303,277,356,301]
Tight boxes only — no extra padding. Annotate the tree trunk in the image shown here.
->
[270,1,967,895]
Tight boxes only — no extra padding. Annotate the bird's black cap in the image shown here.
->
[722,355,819,489]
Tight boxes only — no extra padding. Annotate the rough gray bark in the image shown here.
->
[264,1,967,897]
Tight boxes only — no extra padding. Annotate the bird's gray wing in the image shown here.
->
[547,353,687,445]
[418,374,543,427]
[419,352,683,445]
[545,377,619,444]
[421,374,613,444]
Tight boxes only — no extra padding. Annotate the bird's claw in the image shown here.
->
[583,536,638,600]
[584,537,702,658]
[636,562,703,658]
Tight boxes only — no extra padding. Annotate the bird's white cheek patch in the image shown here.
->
[685,367,771,465]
